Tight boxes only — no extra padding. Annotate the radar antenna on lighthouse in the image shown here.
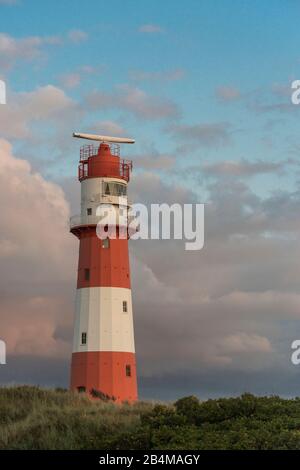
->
[69,131,138,402]
[73,132,135,144]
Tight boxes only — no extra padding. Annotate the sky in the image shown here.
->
[1,0,300,399]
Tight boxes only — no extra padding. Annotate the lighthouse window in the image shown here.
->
[115,183,127,196]
[87,208,92,215]
[77,386,86,393]
[102,182,127,197]
[84,268,90,281]
[81,333,87,345]
[123,301,128,313]
[125,365,131,377]
[104,183,110,195]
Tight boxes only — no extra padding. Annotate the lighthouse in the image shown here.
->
[69,132,138,402]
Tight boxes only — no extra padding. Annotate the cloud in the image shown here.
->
[220,332,272,355]
[0,30,88,70]
[135,153,175,170]
[2,134,300,397]
[58,65,102,90]
[89,120,127,136]
[59,73,81,89]
[169,122,231,147]
[216,86,241,102]
[252,102,296,114]
[129,171,193,206]
[134,148,175,170]
[1,153,300,396]
[247,84,296,115]
[202,159,287,178]
[129,68,185,82]
[0,0,18,4]
[0,139,76,359]
[86,85,180,120]
[0,32,61,69]
[80,65,97,74]
[214,84,296,116]
[271,82,292,98]
[0,84,76,139]
[138,24,164,33]
[67,29,88,44]
[124,167,300,382]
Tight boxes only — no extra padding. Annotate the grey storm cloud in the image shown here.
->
[1,142,300,399]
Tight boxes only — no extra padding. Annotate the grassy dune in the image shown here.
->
[1,386,300,449]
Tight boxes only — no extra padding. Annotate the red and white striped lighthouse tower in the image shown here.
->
[70,132,138,402]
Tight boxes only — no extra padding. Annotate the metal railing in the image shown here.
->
[78,159,132,182]
[70,214,100,229]
[70,211,136,231]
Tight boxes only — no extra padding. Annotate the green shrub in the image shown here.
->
[174,395,200,424]
[1,386,300,449]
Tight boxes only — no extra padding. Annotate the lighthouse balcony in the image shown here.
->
[82,193,132,207]
[70,214,102,229]
[70,210,136,231]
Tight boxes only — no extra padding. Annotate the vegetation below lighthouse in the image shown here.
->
[1,386,300,449]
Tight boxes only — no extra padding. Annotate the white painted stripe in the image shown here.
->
[72,287,135,353]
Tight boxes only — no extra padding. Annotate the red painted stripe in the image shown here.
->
[75,229,131,289]
[70,351,138,403]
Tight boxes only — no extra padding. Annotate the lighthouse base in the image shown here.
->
[70,351,138,403]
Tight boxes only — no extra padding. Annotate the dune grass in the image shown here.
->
[1,387,300,449]
[0,386,153,449]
